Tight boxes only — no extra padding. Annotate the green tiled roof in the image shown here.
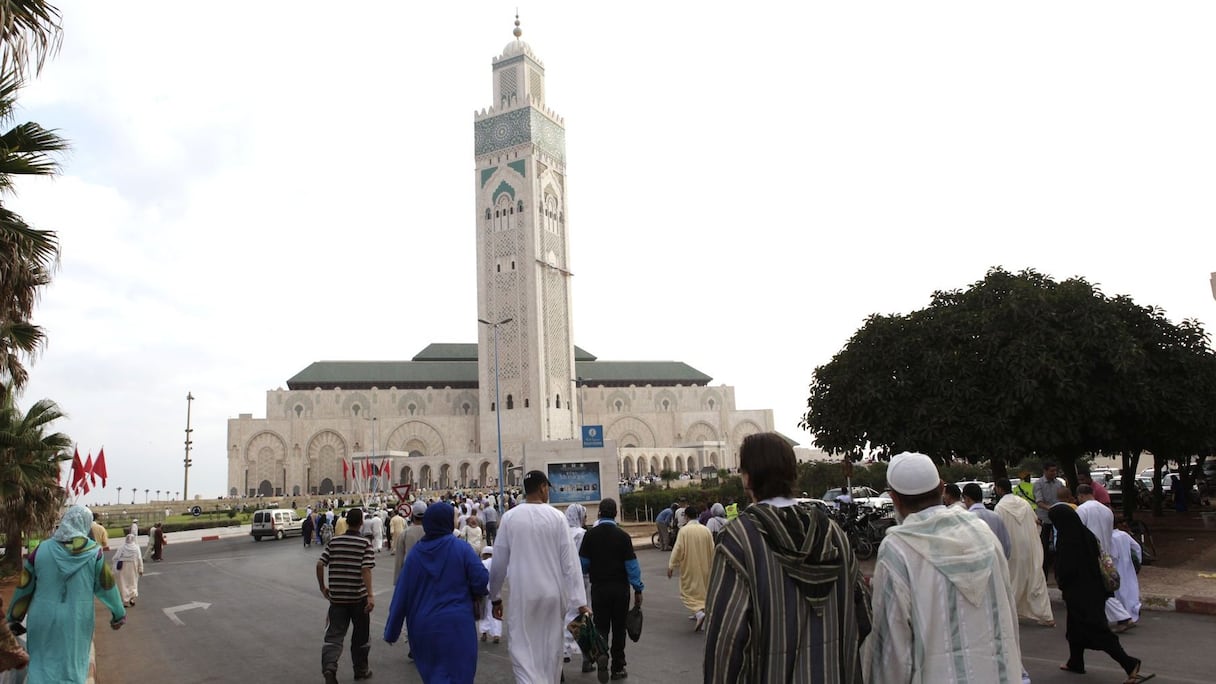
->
[575,361,711,387]
[286,347,710,390]
[412,343,598,362]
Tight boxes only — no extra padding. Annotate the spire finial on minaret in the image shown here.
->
[513,10,522,39]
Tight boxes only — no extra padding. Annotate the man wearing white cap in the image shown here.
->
[863,452,1024,684]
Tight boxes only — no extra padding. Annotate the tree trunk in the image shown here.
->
[992,457,1008,481]
[1151,453,1166,517]
[1121,449,1141,522]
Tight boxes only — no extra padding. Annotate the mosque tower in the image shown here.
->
[474,15,577,455]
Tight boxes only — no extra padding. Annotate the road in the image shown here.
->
[94,535,1216,683]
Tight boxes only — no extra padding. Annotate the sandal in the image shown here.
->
[1059,664,1085,674]
[1124,659,1155,684]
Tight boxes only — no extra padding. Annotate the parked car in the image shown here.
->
[822,486,893,511]
[250,508,304,541]
[1108,476,1151,509]
[954,480,996,505]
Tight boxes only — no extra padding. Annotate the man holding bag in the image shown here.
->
[578,498,644,681]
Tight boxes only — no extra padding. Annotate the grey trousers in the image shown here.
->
[322,599,370,675]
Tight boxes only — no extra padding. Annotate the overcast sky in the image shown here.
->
[11,1,1216,505]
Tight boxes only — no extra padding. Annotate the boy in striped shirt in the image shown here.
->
[317,508,376,683]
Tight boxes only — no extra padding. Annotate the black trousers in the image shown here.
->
[322,599,370,676]
[591,582,630,673]
[1040,522,1055,578]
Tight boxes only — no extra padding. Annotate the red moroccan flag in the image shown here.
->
[382,458,390,480]
[93,448,108,488]
[70,448,85,493]
[342,458,349,480]
[82,452,94,486]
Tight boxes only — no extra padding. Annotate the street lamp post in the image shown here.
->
[117,486,122,505]
[183,392,194,502]
[478,317,512,513]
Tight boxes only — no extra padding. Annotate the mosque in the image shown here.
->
[226,19,776,499]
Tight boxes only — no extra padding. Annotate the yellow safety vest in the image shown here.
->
[725,503,739,520]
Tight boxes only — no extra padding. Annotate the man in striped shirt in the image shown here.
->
[317,508,376,684]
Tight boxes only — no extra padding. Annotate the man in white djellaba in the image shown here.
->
[489,470,590,683]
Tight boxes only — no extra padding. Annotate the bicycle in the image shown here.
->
[1125,519,1156,565]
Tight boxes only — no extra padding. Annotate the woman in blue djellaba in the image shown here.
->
[6,505,126,683]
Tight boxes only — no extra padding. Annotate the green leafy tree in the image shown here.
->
[659,469,678,489]
[802,268,1215,492]
[0,387,70,571]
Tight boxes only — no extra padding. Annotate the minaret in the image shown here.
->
[474,15,577,455]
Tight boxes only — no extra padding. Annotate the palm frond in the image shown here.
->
[0,121,67,180]
[0,1,64,80]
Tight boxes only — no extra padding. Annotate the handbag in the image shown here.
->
[1098,550,1121,593]
[567,614,608,661]
[625,606,643,642]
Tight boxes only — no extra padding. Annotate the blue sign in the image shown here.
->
[547,461,602,504]
[581,425,604,448]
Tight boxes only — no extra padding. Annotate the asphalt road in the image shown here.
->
[94,535,1216,683]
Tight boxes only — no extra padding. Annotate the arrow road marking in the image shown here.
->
[163,601,211,626]
[141,571,162,577]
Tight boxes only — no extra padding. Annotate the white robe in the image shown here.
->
[562,526,588,659]
[994,494,1054,623]
[1110,530,1141,622]
[1076,500,1133,622]
[488,502,587,684]
[479,557,502,638]
[863,506,1023,684]
[111,540,144,604]
[368,515,385,552]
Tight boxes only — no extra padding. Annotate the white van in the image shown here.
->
[250,509,304,541]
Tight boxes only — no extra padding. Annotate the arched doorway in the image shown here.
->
[420,465,432,489]
[400,465,413,485]
[319,478,335,495]
[459,462,471,487]
[503,461,518,486]
[229,487,238,497]
[258,480,273,496]
[622,458,633,478]
[439,464,452,489]
[662,456,673,472]
[479,462,491,485]
[675,455,685,473]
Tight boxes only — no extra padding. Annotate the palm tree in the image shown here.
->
[0,386,70,571]
[0,67,66,392]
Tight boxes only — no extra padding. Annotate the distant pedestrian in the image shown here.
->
[150,522,167,562]
[704,432,865,683]
[112,533,144,606]
[393,502,428,584]
[704,503,728,539]
[5,505,126,683]
[478,547,502,643]
[384,501,488,684]
[303,513,316,549]
[993,478,1055,626]
[482,500,499,545]
[562,503,589,668]
[89,512,110,551]
[317,508,375,684]
[389,511,406,553]
[667,503,713,631]
[1050,505,1149,681]
[1034,462,1061,577]
[1076,485,1134,630]
[460,514,486,556]
[1110,522,1142,626]
[1077,467,1111,506]
[655,504,676,551]
[368,512,385,553]
[942,483,966,512]
[962,482,1011,558]
[578,498,643,680]
[863,452,1022,683]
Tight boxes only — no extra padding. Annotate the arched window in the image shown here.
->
[555,394,561,408]
[511,260,515,270]
[524,398,529,408]
[517,200,524,213]
[491,402,496,412]
[462,402,471,415]
[352,404,361,416]
[485,208,491,221]
[294,405,303,417]
[543,194,560,233]
[614,399,623,412]
[496,264,501,272]
[506,394,514,410]
[408,403,417,416]
[661,399,670,411]
[494,195,513,232]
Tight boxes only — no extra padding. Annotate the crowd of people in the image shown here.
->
[2,436,1158,684]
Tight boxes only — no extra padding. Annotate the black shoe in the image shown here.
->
[611,670,628,680]
[596,654,610,683]
[323,672,339,684]
[354,669,372,680]
[582,661,596,673]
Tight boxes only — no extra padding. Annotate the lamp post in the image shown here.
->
[183,392,194,502]
[117,486,122,505]
[478,317,512,513]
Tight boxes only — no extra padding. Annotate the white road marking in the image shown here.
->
[163,601,212,626]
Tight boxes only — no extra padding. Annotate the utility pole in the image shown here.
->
[183,392,194,502]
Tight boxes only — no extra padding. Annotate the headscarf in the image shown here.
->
[1049,503,1102,587]
[465,514,481,528]
[407,501,465,583]
[710,503,726,519]
[53,505,94,543]
[113,534,141,564]
[565,503,587,529]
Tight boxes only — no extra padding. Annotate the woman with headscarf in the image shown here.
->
[459,514,485,555]
[1049,505,1152,683]
[705,503,729,538]
[112,534,145,606]
[561,503,589,667]
[384,501,488,683]
[6,505,126,683]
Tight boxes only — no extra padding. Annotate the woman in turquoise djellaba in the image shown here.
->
[6,504,126,683]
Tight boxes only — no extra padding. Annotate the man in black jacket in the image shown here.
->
[578,498,644,680]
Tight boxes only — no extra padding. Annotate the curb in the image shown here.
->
[200,535,220,541]
[1046,587,1216,615]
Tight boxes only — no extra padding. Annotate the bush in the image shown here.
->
[621,477,749,522]
[160,519,241,534]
